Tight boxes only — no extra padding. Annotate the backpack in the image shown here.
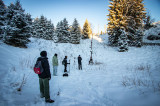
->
[62,59,65,65]
[34,60,44,74]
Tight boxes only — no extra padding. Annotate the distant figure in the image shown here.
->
[78,55,82,70]
[63,56,70,72]
[52,53,58,76]
[36,51,54,103]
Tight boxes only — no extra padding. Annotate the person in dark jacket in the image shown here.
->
[78,55,82,70]
[37,51,54,103]
[63,56,70,72]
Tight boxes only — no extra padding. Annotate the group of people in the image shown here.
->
[36,51,82,103]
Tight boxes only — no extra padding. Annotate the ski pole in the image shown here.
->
[69,59,70,73]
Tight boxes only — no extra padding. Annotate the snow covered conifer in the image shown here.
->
[0,0,7,39]
[143,13,154,30]
[82,19,92,39]
[107,0,146,47]
[70,18,81,44]
[37,15,46,38]
[44,20,54,40]
[118,28,128,52]
[32,18,39,37]
[134,29,143,47]
[55,21,64,42]
[53,22,61,42]
[108,27,120,46]
[32,15,54,40]
[107,0,128,46]
[126,0,146,46]
[4,0,31,48]
[62,18,70,43]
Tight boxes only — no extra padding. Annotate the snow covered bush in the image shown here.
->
[122,64,160,94]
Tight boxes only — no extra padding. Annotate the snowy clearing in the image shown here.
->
[0,35,160,106]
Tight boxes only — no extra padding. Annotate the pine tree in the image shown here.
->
[143,12,154,30]
[126,0,146,46]
[70,18,81,44]
[37,15,46,38]
[107,0,146,47]
[52,22,59,43]
[118,28,128,52]
[32,17,39,38]
[0,0,6,39]
[107,0,128,46]
[57,21,63,42]
[134,29,143,47]
[4,0,31,48]
[62,18,70,43]
[82,19,92,39]
[54,21,64,43]
[32,15,54,40]
[24,13,33,41]
[43,19,54,40]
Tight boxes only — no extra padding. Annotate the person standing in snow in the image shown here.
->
[36,51,54,103]
[63,56,70,72]
[78,55,82,70]
[52,53,58,76]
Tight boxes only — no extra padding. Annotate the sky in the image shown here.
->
[3,0,160,34]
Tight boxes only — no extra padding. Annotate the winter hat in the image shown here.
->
[40,51,47,57]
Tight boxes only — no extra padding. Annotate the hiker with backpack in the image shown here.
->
[78,55,82,70]
[52,53,58,76]
[35,51,54,103]
[62,56,70,72]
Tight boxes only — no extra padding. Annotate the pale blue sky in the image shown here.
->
[3,0,160,33]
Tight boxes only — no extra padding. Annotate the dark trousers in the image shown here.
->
[39,78,50,100]
[64,65,67,72]
[78,64,82,70]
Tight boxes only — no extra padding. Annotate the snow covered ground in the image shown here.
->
[143,24,160,43]
[0,35,160,106]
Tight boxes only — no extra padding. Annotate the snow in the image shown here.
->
[0,35,160,106]
[143,24,160,43]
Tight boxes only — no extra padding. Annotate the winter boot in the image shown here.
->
[45,99,55,103]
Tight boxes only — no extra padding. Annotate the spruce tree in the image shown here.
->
[107,0,128,46]
[118,28,128,52]
[44,20,54,40]
[82,19,92,39]
[32,17,39,38]
[70,18,81,44]
[126,0,146,46]
[53,22,60,42]
[107,0,146,47]
[33,15,54,40]
[4,0,31,48]
[134,29,143,47]
[0,0,6,39]
[143,13,154,30]
[62,18,70,43]
[57,21,64,42]
[37,15,46,38]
